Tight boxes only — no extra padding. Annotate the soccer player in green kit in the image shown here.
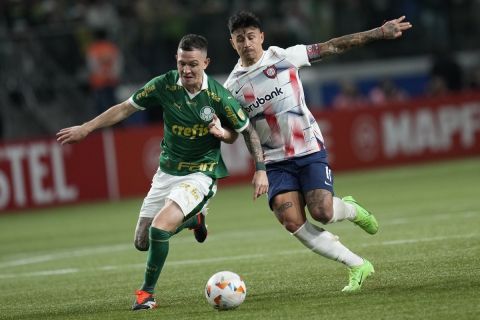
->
[57,34,268,310]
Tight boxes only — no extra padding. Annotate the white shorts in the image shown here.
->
[139,168,217,219]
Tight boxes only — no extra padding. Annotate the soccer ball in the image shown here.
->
[204,271,246,310]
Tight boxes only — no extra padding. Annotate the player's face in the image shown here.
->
[176,48,210,93]
[230,27,264,67]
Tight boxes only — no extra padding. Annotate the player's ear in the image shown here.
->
[229,38,236,50]
[204,57,210,69]
[260,32,264,44]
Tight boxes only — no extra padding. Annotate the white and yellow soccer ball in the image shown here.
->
[204,271,246,310]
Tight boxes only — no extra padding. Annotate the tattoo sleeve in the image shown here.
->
[307,27,383,62]
[241,122,265,166]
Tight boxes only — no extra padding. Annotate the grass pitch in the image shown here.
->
[0,158,479,320]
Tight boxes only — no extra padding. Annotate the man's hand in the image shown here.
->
[381,16,412,39]
[56,125,90,145]
[208,114,239,144]
[252,169,268,200]
[208,114,225,139]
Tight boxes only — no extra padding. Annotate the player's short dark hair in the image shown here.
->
[178,34,208,54]
[228,11,262,34]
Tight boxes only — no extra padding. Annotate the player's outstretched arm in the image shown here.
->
[240,123,269,200]
[56,100,137,145]
[307,16,413,63]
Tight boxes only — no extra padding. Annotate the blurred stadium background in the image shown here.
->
[1,1,480,319]
[0,0,479,211]
[1,0,480,139]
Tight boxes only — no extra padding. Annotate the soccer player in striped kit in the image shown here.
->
[211,11,412,292]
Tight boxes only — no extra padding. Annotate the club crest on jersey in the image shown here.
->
[237,109,246,121]
[200,106,215,121]
[263,65,277,79]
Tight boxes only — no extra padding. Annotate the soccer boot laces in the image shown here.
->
[342,259,375,292]
[343,196,379,235]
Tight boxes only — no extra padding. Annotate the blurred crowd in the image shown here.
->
[2,0,480,69]
[331,50,480,109]
[1,0,480,138]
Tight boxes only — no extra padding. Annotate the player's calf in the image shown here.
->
[134,217,153,251]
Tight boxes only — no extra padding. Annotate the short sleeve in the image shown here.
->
[285,45,311,68]
[129,75,165,110]
[218,94,249,133]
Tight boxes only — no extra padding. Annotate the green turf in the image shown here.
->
[0,158,479,320]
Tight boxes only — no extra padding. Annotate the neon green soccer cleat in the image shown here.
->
[342,259,375,292]
[343,196,379,235]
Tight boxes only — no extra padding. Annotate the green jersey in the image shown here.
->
[129,70,249,179]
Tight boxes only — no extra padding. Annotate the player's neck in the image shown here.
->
[184,83,202,94]
[241,57,259,67]
[240,50,263,67]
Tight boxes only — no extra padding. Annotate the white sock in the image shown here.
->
[293,220,364,267]
[328,197,356,223]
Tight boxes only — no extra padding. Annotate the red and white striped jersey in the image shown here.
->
[224,45,326,163]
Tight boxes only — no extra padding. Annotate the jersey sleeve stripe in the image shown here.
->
[128,96,145,110]
[235,119,250,133]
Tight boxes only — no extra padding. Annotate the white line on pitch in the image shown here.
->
[0,233,477,279]
[0,210,476,269]
[0,243,132,268]
[370,233,478,246]
[0,230,279,269]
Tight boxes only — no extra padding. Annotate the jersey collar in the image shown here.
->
[236,50,266,72]
[176,72,209,99]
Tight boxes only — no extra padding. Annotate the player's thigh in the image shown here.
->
[138,168,172,219]
[266,162,301,210]
[152,199,185,231]
[152,173,216,231]
[271,191,307,233]
[139,170,216,219]
[299,160,334,221]
[164,172,217,221]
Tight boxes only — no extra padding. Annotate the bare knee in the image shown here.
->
[134,240,149,251]
[151,200,185,232]
[306,190,333,224]
[283,220,305,233]
[309,205,333,224]
[272,192,307,233]
[275,206,305,233]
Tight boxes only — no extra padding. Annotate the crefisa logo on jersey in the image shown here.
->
[200,106,215,121]
[263,65,277,79]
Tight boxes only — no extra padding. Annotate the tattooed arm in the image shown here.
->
[241,122,264,166]
[208,114,269,199]
[307,16,412,63]
[241,122,269,200]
